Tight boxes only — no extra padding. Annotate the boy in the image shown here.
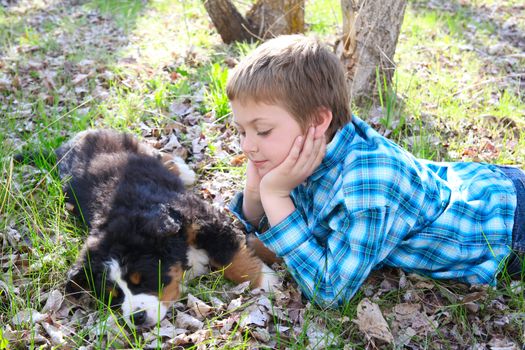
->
[226,34,524,307]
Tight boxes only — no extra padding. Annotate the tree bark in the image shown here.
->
[337,0,407,103]
[203,0,256,43]
[203,0,304,43]
[247,0,304,38]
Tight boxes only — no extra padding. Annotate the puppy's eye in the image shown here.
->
[129,272,142,286]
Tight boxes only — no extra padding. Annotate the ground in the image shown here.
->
[0,0,524,349]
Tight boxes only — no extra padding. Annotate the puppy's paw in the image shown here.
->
[161,154,196,186]
[257,263,281,292]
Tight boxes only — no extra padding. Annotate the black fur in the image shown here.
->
[56,130,244,307]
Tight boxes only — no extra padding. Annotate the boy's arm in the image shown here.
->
[257,205,401,306]
[242,188,265,227]
[255,127,400,305]
[241,160,266,227]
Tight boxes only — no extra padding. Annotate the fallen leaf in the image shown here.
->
[41,289,64,314]
[209,296,225,309]
[175,311,203,331]
[229,154,246,166]
[41,322,66,346]
[306,323,337,349]
[72,73,89,86]
[251,327,271,342]
[12,309,47,325]
[187,293,213,319]
[239,305,268,327]
[227,297,243,312]
[353,298,394,344]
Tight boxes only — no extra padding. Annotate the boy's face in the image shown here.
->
[232,100,304,177]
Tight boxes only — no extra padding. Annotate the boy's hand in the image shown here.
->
[260,126,326,198]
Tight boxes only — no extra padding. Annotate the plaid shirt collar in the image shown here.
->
[310,116,357,182]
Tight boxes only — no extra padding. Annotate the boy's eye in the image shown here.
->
[257,129,272,136]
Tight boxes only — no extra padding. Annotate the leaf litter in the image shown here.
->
[0,0,524,348]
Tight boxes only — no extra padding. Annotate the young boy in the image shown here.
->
[226,34,524,307]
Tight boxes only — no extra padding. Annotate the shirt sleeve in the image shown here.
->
[257,205,397,307]
[228,192,268,233]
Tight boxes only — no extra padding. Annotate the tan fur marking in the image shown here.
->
[161,264,183,304]
[220,244,264,287]
[160,154,181,175]
[129,272,141,285]
[186,223,200,245]
[247,234,283,265]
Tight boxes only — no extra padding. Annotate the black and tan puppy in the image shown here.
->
[57,129,278,328]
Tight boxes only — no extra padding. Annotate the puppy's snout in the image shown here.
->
[131,310,147,325]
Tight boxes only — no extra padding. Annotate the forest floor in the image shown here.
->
[1,0,524,348]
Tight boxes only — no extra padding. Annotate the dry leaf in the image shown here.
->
[229,154,246,166]
[169,100,192,117]
[228,281,250,295]
[162,134,182,152]
[227,297,243,312]
[12,309,47,325]
[251,327,271,342]
[393,303,436,333]
[240,305,268,327]
[72,73,89,85]
[175,311,204,331]
[353,298,394,344]
[306,323,337,349]
[41,322,66,346]
[187,293,213,319]
[209,296,225,309]
[41,290,64,314]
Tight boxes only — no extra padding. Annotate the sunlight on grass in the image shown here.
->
[89,0,145,29]
[204,63,230,119]
[305,0,341,34]
[117,0,212,68]
[395,4,525,164]
[1,0,524,347]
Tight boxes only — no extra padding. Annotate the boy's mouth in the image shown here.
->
[252,160,268,167]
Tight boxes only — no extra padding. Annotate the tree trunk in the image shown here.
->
[203,0,256,44]
[337,0,407,103]
[204,0,305,43]
[247,0,304,38]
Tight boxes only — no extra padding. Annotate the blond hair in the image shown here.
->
[226,35,351,138]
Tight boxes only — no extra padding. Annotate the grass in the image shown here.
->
[1,0,524,348]
[204,62,230,120]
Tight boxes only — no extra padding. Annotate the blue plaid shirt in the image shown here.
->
[229,115,516,307]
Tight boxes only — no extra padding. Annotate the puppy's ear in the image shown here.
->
[156,207,184,237]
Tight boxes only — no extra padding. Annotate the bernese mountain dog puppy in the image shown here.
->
[55,129,278,328]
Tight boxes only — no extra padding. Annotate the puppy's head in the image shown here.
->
[66,206,189,328]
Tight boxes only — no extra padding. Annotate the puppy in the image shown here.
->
[56,129,278,328]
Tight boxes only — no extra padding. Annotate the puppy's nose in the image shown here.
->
[131,310,147,325]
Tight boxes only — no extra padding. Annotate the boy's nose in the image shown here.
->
[241,137,257,154]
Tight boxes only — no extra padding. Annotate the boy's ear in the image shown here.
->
[313,107,332,138]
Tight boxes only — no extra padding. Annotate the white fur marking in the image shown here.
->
[258,264,280,292]
[186,247,210,278]
[106,259,168,328]
[171,155,196,186]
